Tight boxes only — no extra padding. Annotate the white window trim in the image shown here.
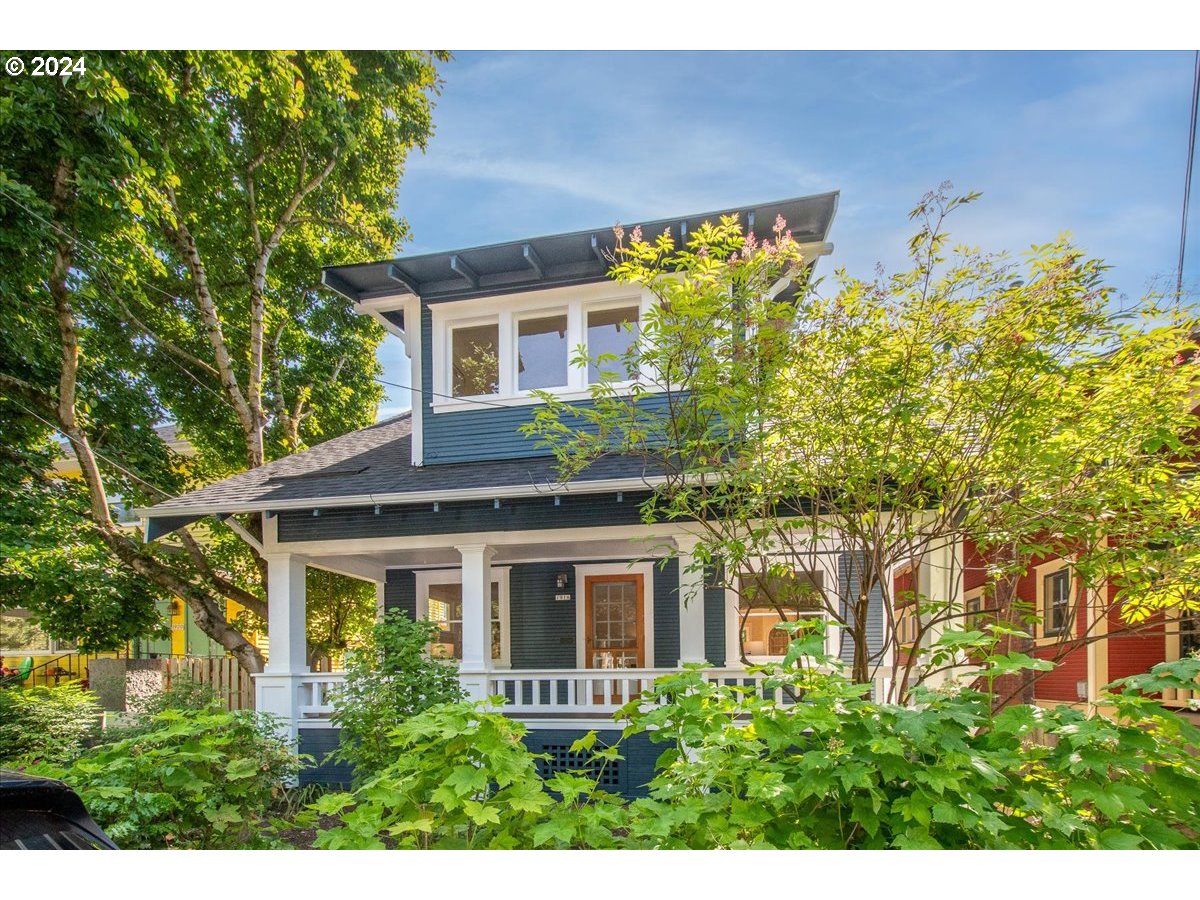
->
[725,553,841,665]
[430,282,653,413]
[414,567,511,668]
[512,306,573,394]
[573,561,656,670]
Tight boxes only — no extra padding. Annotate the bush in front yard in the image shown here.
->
[0,681,102,765]
[30,706,300,849]
[307,622,1200,850]
[331,610,465,780]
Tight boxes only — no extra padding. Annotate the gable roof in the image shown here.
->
[140,412,661,523]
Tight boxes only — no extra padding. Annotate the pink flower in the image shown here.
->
[631,225,643,243]
[773,213,787,236]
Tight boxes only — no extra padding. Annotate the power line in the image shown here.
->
[1178,50,1200,299]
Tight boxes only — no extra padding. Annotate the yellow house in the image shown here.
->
[0,425,263,687]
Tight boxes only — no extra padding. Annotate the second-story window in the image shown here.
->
[517,312,568,391]
[587,305,640,383]
[451,322,500,397]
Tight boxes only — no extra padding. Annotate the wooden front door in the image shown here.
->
[584,574,645,670]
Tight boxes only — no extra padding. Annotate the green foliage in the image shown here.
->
[619,623,1200,848]
[30,707,300,849]
[331,611,466,779]
[311,702,625,849]
[304,568,379,666]
[0,51,446,661]
[522,189,1200,689]
[307,625,1200,850]
[0,681,102,765]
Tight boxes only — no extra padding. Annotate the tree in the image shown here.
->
[523,188,1200,697]
[0,52,445,670]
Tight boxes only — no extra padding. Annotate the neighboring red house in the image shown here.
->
[956,537,1199,712]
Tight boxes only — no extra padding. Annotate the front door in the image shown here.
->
[584,574,645,670]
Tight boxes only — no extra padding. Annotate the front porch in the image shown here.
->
[253,516,747,736]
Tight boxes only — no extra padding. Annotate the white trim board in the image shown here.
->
[573,561,657,670]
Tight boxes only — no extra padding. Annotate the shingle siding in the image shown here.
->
[509,563,577,669]
[384,569,416,619]
[704,566,727,667]
[837,551,886,666]
[653,558,680,668]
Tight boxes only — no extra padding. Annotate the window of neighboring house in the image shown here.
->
[450,321,500,398]
[896,602,920,647]
[416,570,510,666]
[737,569,826,659]
[1043,569,1071,637]
[1180,608,1200,658]
[0,608,54,654]
[965,592,985,630]
[586,305,640,383]
[517,312,569,391]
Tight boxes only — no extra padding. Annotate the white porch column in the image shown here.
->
[456,543,495,700]
[677,536,707,665]
[254,553,309,745]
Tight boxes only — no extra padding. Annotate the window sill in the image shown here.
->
[430,383,648,414]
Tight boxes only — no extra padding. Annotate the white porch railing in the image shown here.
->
[293,668,896,726]
[297,673,345,726]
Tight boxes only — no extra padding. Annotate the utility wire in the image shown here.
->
[1178,50,1200,299]
[0,184,522,413]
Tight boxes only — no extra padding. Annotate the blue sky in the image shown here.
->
[377,50,1199,418]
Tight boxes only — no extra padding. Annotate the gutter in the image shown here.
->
[133,475,667,520]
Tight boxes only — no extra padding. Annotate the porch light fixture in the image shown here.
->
[433,501,439,512]
[312,508,320,517]
[373,504,381,515]
[554,496,561,506]
[616,491,623,503]
[494,498,501,509]
[556,573,569,589]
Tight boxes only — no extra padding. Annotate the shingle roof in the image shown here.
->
[143,412,660,517]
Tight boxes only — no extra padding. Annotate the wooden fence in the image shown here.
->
[164,656,254,711]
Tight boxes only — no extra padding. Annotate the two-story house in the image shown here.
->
[138,192,925,793]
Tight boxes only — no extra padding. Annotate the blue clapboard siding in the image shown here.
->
[837,551,885,665]
[653,557,679,668]
[419,303,672,465]
[298,729,353,788]
[509,563,577,669]
[704,565,726,667]
[276,491,653,543]
[384,569,416,619]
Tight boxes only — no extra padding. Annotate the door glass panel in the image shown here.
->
[589,579,640,668]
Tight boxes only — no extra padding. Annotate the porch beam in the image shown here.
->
[677,535,707,664]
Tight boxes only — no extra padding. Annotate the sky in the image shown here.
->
[376,50,1200,419]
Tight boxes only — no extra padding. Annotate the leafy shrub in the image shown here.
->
[0,681,102,764]
[102,674,222,743]
[331,610,465,779]
[311,702,625,849]
[308,621,1200,850]
[30,706,300,849]
[619,624,1200,849]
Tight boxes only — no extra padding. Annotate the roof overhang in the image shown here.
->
[320,191,839,307]
[135,475,666,534]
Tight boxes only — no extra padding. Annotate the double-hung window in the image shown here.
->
[586,304,640,383]
[1043,569,1071,637]
[516,312,569,391]
[449,321,500,398]
[415,569,510,667]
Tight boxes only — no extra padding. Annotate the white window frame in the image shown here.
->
[581,297,645,389]
[414,567,511,668]
[0,607,59,655]
[445,315,503,401]
[430,282,653,413]
[727,553,841,665]
[512,306,572,394]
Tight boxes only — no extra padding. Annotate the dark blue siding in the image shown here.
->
[298,728,353,788]
[419,303,673,465]
[276,492,653,543]
[509,563,576,669]
[653,558,679,668]
[704,565,726,667]
[384,569,416,619]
